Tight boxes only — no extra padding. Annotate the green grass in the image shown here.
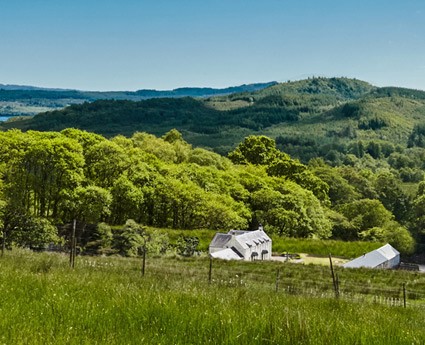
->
[1,249,425,344]
[271,237,384,258]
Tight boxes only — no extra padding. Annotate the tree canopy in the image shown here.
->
[0,129,417,255]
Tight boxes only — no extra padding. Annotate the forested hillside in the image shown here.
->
[6,77,425,166]
[4,77,374,132]
[3,77,425,259]
[0,129,420,257]
[0,82,276,117]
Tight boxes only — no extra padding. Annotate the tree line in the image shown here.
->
[0,129,419,256]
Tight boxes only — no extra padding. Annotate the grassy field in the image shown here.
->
[270,236,384,258]
[1,249,425,344]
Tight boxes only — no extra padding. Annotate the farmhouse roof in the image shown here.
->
[210,247,243,260]
[343,244,400,269]
[209,228,272,261]
[229,229,271,250]
[210,233,232,248]
[210,229,271,250]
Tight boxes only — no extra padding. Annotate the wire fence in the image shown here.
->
[76,254,425,309]
[194,257,425,309]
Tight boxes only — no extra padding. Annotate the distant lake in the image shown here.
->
[0,116,12,122]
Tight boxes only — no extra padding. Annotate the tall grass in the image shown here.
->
[0,249,424,344]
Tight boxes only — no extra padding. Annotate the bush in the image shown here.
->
[176,236,199,257]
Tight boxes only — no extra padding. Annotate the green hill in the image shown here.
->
[204,77,374,111]
[4,77,425,162]
[267,93,425,161]
[248,77,374,99]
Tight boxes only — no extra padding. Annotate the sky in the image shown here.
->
[1,0,425,91]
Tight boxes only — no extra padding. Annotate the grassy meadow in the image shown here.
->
[1,249,425,344]
[270,236,384,258]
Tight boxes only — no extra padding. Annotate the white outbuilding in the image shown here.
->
[343,243,400,269]
[209,227,272,261]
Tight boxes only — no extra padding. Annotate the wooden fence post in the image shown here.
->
[329,253,339,298]
[69,219,76,268]
[208,257,213,284]
[403,283,407,308]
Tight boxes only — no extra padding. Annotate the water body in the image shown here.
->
[0,116,12,122]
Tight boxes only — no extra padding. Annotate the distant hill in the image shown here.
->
[250,77,374,100]
[133,82,278,98]
[5,76,425,170]
[0,81,277,117]
[203,77,375,111]
[4,77,372,130]
[0,84,73,91]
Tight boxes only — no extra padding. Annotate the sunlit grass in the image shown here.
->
[1,249,425,344]
[271,237,383,258]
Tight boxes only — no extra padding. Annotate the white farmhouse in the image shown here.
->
[343,243,400,269]
[209,227,272,261]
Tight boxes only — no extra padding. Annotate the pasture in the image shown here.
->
[1,249,425,344]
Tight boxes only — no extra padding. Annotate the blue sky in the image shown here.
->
[2,0,425,91]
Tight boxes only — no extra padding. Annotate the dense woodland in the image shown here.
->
[0,127,420,257]
[3,77,425,258]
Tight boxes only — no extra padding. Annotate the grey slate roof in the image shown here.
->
[210,233,232,248]
[233,230,271,250]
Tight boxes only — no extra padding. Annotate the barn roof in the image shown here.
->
[343,244,400,269]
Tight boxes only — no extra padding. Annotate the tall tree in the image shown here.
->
[228,135,280,165]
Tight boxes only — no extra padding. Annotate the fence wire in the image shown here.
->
[136,258,425,309]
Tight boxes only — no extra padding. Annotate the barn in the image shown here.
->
[209,227,272,261]
[343,243,400,269]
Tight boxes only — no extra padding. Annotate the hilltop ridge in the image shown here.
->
[4,76,425,167]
